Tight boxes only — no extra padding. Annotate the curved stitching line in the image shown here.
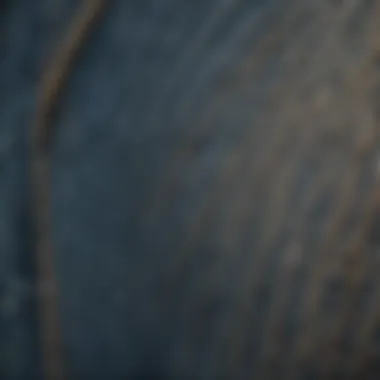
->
[30,1,108,379]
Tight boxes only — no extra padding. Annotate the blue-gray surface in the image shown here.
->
[1,0,380,379]
[1,1,279,378]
